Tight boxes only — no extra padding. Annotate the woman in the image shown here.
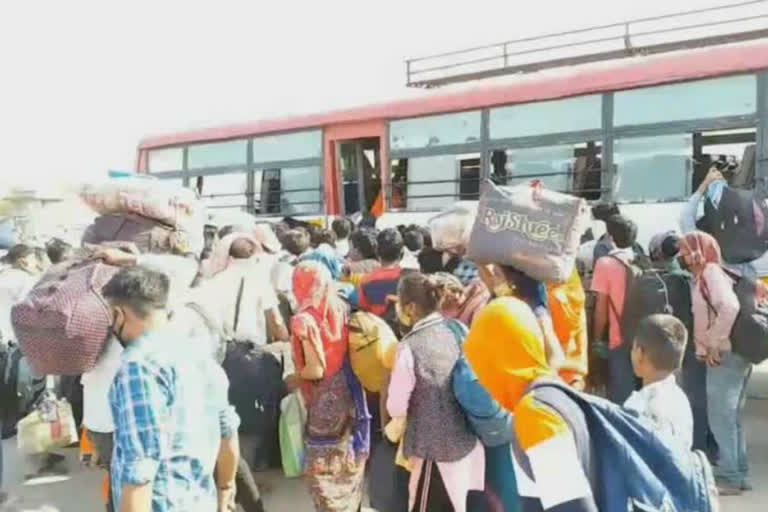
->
[432,272,491,328]
[387,272,484,512]
[679,231,750,495]
[291,261,370,511]
[477,263,566,370]
[464,297,598,511]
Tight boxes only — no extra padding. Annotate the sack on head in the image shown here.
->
[467,181,589,282]
[348,311,399,393]
[11,260,120,376]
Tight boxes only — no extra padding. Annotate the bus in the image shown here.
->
[136,33,768,246]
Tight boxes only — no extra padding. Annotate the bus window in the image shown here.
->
[390,111,481,151]
[252,130,322,162]
[260,166,322,215]
[489,142,602,199]
[694,128,756,190]
[490,94,601,139]
[614,75,756,127]
[389,153,481,210]
[196,172,249,211]
[188,140,248,169]
[614,134,692,202]
[148,148,183,173]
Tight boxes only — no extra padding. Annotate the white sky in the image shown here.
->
[0,0,733,187]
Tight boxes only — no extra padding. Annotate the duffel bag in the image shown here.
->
[82,213,199,255]
[348,311,398,393]
[467,180,589,282]
[11,260,119,376]
[428,203,476,255]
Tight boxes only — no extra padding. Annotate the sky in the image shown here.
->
[0,0,737,188]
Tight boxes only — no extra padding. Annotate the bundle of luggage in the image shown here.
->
[12,179,205,377]
[80,177,205,256]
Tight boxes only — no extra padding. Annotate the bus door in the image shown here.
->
[337,137,382,217]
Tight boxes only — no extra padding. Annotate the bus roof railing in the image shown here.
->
[406,1,768,88]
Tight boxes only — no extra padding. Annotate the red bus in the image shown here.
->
[136,39,768,244]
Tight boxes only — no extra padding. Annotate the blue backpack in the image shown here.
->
[521,380,717,512]
[445,319,515,448]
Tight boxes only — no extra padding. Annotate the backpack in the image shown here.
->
[718,271,768,364]
[519,380,717,512]
[347,311,399,393]
[446,319,515,448]
[606,253,655,346]
[11,260,120,376]
[701,186,768,264]
[1,343,46,439]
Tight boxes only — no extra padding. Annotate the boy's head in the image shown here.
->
[311,228,337,248]
[102,266,170,345]
[606,214,637,249]
[349,229,378,261]
[282,229,310,257]
[331,218,352,240]
[403,229,425,253]
[377,228,404,265]
[631,314,688,381]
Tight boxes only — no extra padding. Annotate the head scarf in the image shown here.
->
[464,297,551,412]
[200,232,261,278]
[299,244,343,281]
[648,231,676,263]
[679,231,721,278]
[292,260,345,345]
[253,223,281,254]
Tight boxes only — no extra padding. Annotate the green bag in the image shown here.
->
[279,392,306,478]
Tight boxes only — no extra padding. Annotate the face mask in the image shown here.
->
[395,301,413,327]
[492,282,515,298]
[111,309,129,348]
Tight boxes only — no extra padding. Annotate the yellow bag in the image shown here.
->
[17,394,78,455]
[348,311,398,393]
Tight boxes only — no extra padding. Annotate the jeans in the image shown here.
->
[706,351,753,487]
[608,344,637,405]
[681,341,709,452]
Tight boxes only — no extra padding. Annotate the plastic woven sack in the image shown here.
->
[17,394,78,455]
[80,178,200,228]
[428,203,477,255]
[467,181,589,282]
[11,260,119,376]
[279,392,306,478]
[81,214,201,256]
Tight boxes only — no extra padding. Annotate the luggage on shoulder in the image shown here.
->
[11,260,120,376]
[725,272,768,364]
[446,319,515,448]
[519,380,718,512]
[347,311,399,393]
[467,180,590,282]
[82,213,196,255]
[700,185,768,264]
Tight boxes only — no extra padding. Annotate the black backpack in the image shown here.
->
[606,253,653,346]
[621,269,693,346]
[722,272,768,364]
[700,186,768,264]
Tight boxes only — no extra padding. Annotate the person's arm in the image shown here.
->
[386,343,416,419]
[701,265,741,364]
[535,310,566,371]
[516,400,598,512]
[266,309,289,342]
[215,435,239,512]
[291,315,326,380]
[110,362,173,512]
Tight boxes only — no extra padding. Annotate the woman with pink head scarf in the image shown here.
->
[679,231,751,495]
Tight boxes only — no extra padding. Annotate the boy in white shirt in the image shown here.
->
[625,314,694,449]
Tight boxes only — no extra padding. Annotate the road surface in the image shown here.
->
[3,366,766,511]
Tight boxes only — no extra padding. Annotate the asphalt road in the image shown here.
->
[3,368,766,512]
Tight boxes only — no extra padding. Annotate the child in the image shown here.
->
[625,314,694,449]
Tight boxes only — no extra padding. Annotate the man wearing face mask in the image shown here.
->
[102,266,240,512]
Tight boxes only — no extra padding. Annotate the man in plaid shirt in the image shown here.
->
[103,266,240,512]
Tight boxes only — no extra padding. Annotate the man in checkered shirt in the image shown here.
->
[103,266,240,512]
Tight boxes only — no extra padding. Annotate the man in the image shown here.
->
[343,229,380,286]
[591,214,641,404]
[358,228,406,318]
[103,266,240,512]
[332,218,352,259]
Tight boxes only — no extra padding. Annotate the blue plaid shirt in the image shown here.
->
[109,330,239,512]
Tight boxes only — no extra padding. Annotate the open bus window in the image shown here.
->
[260,166,322,215]
[489,142,602,200]
[195,172,248,211]
[614,128,756,203]
[389,153,480,210]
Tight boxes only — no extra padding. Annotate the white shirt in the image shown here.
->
[191,257,279,346]
[335,238,350,259]
[0,267,38,345]
[81,338,123,433]
[624,374,694,449]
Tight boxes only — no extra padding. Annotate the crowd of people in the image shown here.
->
[0,166,761,512]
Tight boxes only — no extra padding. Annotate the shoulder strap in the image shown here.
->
[444,318,468,347]
[233,277,245,334]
